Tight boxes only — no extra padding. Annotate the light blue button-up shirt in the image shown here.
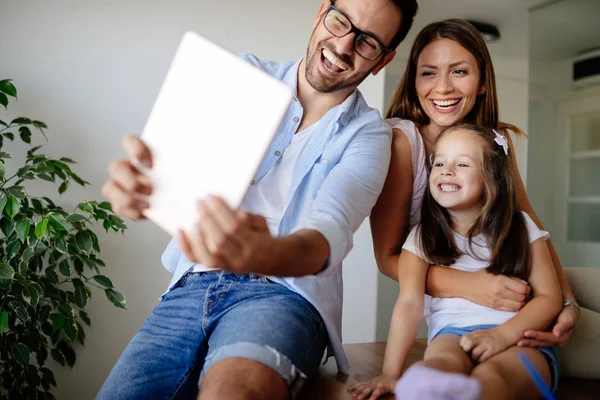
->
[161,53,392,372]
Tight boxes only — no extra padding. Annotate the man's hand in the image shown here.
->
[101,135,152,220]
[178,196,273,274]
[518,305,580,348]
[460,327,514,363]
[471,270,531,312]
[347,374,397,400]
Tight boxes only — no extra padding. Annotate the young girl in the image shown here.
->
[348,124,563,400]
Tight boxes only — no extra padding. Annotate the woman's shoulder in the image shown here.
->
[386,117,419,133]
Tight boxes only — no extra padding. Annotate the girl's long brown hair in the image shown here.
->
[386,19,525,137]
[419,124,531,280]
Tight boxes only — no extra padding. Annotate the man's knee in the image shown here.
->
[198,358,288,400]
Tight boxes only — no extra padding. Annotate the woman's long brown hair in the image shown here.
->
[386,19,525,137]
[419,124,531,280]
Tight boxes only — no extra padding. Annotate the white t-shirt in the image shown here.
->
[192,122,317,273]
[402,211,549,342]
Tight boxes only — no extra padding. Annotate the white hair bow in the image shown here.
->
[493,130,509,155]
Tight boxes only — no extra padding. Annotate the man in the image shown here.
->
[98,0,418,399]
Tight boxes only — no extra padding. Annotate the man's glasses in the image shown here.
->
[322,3,390,61]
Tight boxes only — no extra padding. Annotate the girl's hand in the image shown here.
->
[518,305,580,347]
[460,328,514,363]
[347,375,397,400]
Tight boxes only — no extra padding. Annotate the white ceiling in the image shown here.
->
[530,0,600,61]
[390,0,599,65]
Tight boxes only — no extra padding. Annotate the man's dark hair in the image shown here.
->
[389,0,419,50]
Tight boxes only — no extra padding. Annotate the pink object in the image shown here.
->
[395,365,482,400]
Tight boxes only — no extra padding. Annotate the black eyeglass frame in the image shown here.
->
[322,2,391,61]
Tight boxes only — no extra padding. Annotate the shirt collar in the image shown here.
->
[282,57,359,129]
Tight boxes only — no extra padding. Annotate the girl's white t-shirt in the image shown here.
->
[402,211,549,342]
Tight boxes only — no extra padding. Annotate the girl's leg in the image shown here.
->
[471,347,551,400]
[395,335,481,400]
[420,334,474,374]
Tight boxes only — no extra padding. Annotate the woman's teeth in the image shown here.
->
[433,99,460,109]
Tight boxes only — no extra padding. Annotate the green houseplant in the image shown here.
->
[0,79,127,399]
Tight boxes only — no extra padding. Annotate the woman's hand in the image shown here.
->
[460,327,514,363]
[518,305,580,347]
[347,375,397,400]
[471,269,531,312]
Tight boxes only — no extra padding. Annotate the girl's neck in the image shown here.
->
[448,209,481,237]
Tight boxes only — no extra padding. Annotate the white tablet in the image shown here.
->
[140,32,293,236]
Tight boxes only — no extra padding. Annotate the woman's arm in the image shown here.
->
[460,238,563,362]
[370,128,414,281]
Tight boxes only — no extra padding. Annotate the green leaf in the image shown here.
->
[9,301,28,321]
[78,201,94,214]
[55,235,68,253]
[105,289,126,309]
[12,343,30,366]
[51,348,65,366]
[48,212,68,231]
[11,117,31,125]
[0,262,15,280]
[6,240,21,259]
[58,180,69,194]
[32,120,48,130]
[58,303,75,319]
[0,192,7,213]
[45,267,58,284]
[0,161,4,181]
[6,186,26,199]
[35,217,48,239]
[0,80,17,97]
[74,284,87,308]
[31,198,44,213]
[66,213,86,223]
[0,93,7,109]
[75,230,92,253]
[0,310,8,334]
[51,313,65,331]
[79,310,91,326]
[63,318,78,341]
[93,275,114,288]
[4,132,14,141]
[19,126,31,144]
[59,157,75,163]
[41,367,56,387]
[16,219,31,242]
[22,247,34,263]
[5,196,20,219]
[59,260,70,276]
[0,217,14,236]
[23,285,40,308]
[98,201,113,211]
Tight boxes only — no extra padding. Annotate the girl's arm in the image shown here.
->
[347,250,428,399]
[381,250,429,378]
[370,128,414,281]
[460,238,563,362]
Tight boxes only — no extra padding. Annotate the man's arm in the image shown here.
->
[180,117,392,277]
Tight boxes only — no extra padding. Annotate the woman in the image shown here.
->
[371,18,579,352]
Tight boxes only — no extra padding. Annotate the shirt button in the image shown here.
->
[274,151,281,156]
[293,117,299,122]
[250,179,256,185]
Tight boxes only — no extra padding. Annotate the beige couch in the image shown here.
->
[559,267,600,379]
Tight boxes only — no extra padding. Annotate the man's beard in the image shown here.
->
[305,40,374,94]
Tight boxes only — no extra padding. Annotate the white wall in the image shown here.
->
[0,0,386,397]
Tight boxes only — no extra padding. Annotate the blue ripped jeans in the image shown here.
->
[97,271,328,399]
